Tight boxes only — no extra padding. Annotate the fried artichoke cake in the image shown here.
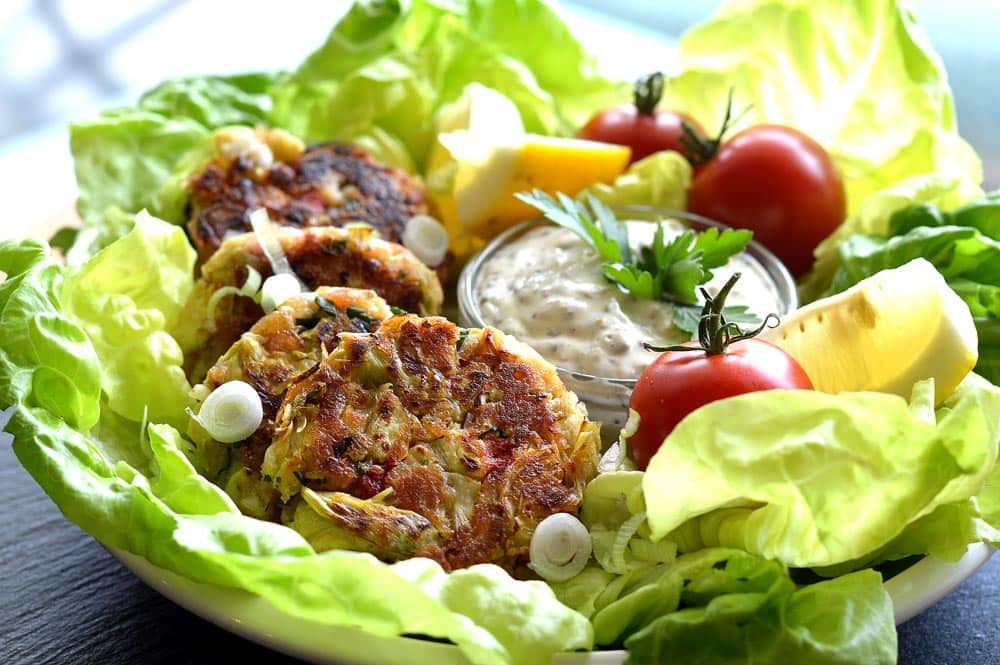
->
[187,131,429,262]
[173,224,443,382]
[190,287,393,520]
[192,308,600,573]
[277,316,600,571]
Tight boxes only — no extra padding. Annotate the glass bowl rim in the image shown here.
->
[457,204,799,386]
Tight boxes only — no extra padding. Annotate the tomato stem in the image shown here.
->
[678,89,752,167]
[633,72,664,116]
[644,273,780,355]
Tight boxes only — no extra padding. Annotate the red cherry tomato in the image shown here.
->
[628,338,813,470]
[578,72,706,165]
[626,273,813,471]
[687,124,846,277]
[580,107,705,165]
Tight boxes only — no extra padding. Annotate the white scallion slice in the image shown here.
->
[260,273,303,313]
[188,380,263,443]
[248,208,300,280]
[402,214,449,267]
[529,512,592,582]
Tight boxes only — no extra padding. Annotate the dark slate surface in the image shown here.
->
[2,434,999,665]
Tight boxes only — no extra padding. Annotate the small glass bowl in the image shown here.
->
[457,206,798,440]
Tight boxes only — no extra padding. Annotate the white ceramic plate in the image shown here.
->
[111,543,994,665]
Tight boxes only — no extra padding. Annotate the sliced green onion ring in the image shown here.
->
[529,512,592,582]
[402,214,449,267]
[188,380,263,443]
[260,273,303,313]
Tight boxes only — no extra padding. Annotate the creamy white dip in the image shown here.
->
[474,220,784,380]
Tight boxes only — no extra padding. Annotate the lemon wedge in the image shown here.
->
[761,258,978,403]
[425,85,630,257]
[427,83,525,173]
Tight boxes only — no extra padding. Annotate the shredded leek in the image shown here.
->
[608,510,647,575]
[204,265,262,332]
[598,408,640,473]
[248,208,300,280]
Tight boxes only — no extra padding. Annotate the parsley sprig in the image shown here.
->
[516,190,753,305]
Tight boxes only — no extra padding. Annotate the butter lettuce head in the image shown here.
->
[269,0,624,171]
[643,376,1000,568]
[663,0,982,294]
[666,0,981,213]
[70,72,279,223]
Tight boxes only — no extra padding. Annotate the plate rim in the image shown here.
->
[109,542,995,665]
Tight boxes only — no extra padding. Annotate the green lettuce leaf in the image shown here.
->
[555,545,895,665]
[137,72,280,129]
[625,564,895,665]
[71,111,208,226]
[60,211,197,430]
[145,423,240,516]
[0,241,101,428]
[800,174,972,301]
[858,373,1000,564]
[269,0,623,171]
[644,377,1000,568]
[577,151,691,211]
[69,71,281,253]
[830,194,1000,293]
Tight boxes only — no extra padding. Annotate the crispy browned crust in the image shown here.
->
[265,315,601,571]
[187,142,428,261]
[174,225,443,382]
[189,288,392,520]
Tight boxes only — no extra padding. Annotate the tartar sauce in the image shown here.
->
[474,220,784,380]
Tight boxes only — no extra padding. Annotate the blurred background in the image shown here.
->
[0,0,996,233]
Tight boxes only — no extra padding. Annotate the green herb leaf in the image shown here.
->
[345,306,380,327]
[517,190,751,304]
[693,227,753,269]
[516,190,623,262]
[657,231,705,302]
[588,195,631,264]
[601,264,656,300]
[314,296,339,318]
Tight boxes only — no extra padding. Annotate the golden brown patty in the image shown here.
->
[190,287,392,520]
[173,225,443,382]
[187,142,428,261]
[191,309,600,573]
